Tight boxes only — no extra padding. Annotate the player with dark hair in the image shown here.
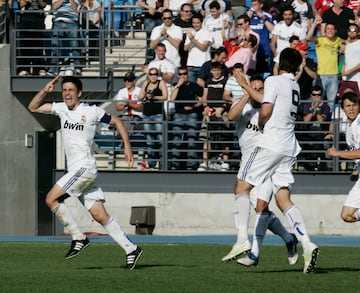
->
[234,48,319,274]
[328,92,360,223]
[28,76,142,270]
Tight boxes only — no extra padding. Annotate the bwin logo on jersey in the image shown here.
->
[246,121,259,132]
[64,120,84,131]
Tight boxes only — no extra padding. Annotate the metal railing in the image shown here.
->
[93,99,350,173]
[10,6,146,77]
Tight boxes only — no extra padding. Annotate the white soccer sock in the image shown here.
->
[251,212,269,257]
[283,205,310,245]
[234,194,250,243]
[103,217,136,254]
[267,212,292,244]
[52,203,85,241]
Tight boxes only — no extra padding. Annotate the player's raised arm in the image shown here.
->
[28,75,61,114]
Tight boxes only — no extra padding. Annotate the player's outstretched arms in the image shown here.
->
[28,75,61,114]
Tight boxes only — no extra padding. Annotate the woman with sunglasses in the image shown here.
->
[139,68,168,169]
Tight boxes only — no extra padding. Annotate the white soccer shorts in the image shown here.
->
[56,167,105,210]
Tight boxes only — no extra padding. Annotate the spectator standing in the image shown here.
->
[139,68,168,169]
[16,0,48,76]
[202,0,233,49]
[263,0,292,22]
[294,41,317,100]
[150,9,183,67]
[321,0,355,40]
[48,0,82,76]
[78,0,102,60]
[28,76,142,269]
[247,0,274,74]
[201,0,233,17]
[169,67,204,170]
[306,16,343,109]
[270,5,306,75]
[138,0,165,64]
[342,23,360,87]
[173,3,194,67]
[291,0,314,32]
[114,72,143,133]
[184,13,212,83]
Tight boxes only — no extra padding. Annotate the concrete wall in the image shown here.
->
[64,192,353,237]
[0,45,42,235]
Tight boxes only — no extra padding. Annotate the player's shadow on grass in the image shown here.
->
[251,267,360,274]
[76,264,176,270]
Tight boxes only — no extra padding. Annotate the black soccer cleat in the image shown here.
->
[65,237,90,259]
[125,246,143,270]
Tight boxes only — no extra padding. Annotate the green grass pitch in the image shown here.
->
[1,242,360,292]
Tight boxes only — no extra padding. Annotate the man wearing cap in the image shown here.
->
[294,41,317,101]
[114,72,143,133]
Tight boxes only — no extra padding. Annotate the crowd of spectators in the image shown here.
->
[4,0,360,171]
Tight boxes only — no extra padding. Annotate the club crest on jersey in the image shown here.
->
[64,120,84,131]
[81,115,87,123]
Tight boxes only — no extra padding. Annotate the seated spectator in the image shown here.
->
[114,72,143,133]
[223,62,246,104]
[169,67,204,170]
[198,61,230,171]
[197,46,228,87]
[225,33,258,75]
[138,68,168,170]
[297,85,331,171]
[143,42,176,117]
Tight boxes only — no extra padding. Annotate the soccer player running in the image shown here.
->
[327,92,360,224]
[222,74,298,266]
[233,48,319,274]
[28,76,142,270]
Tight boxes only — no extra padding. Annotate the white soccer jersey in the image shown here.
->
[52,102,106,172]
[234,101,260,155]
[114,87,143,117]
[150,23,183,66]
[344,39,360,86]
[272,20,306,60]
[203,13,232,49]
[185,28,212,67]
[257,73,301,157]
